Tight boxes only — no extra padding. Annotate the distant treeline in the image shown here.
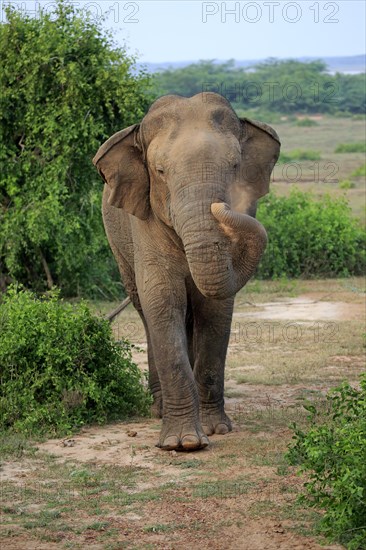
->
[153,59,365,115]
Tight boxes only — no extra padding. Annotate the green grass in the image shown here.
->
[193,480,254,499]
[278,149,321,163]
[351,163,366,178]
[144,522,185,533]
[270,116,366,223]
[178,459,204,469]
[335,142,366,153]
[295,118,318,127]
[0,434,40,459]
[339,179,356,189]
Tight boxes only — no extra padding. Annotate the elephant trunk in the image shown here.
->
[211,202,267,291]
[181,201,267,299]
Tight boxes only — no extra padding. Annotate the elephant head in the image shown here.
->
[93,93,280,299]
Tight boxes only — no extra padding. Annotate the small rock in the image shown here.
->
[62,439,76,447]
[169,450,178,457]
[127,430,137,437]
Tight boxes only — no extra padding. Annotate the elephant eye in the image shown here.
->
[156,165,164,174]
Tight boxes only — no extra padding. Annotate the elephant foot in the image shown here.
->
[200,407,232,436]
[157,419,209,451]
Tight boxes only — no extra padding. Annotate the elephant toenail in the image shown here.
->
[215,423,230,434]
[161,436,180,450]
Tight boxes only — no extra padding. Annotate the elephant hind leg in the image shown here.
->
[137,311,163,418]
[185,295,195,369]
[147,332,163,418]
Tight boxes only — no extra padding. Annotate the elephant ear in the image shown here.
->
[93,124,150,220]
[231,118,280,214]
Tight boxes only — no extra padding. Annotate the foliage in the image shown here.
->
[256,190,366,279]
[334,73,366,116]
[153,59,366,115]
[335,143,366,153]
[339,180,356,190]
[0,0,152,298]
[235,108,283,124]
[287,375,366,549]
[296,118,318,127]
[351,164,366,178]
[278,149,321,164]
[0,286,151,435]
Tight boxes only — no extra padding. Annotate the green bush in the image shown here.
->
[339,180,356,189]
[287,375,366,549]
[295,118,318,127]
[335,143,366,153]
[0,287,151,435]
[235,108,283,124]
[351,164,366,178]
[0,1,152,298]
[278,149,321,163]
[256,190,366,278]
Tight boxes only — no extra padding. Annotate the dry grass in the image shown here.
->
[272,116,366,222]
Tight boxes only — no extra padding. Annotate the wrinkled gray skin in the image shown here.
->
[93,93,280,451]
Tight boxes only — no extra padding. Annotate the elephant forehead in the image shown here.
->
[147,129,241,166]
[147,91,231,114]
[141,102,241,146]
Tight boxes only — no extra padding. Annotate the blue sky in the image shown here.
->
[4,1,366,62]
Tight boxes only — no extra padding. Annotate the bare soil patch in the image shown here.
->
[237,296,364,321]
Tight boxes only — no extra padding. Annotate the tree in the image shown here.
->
[0,0,152,297]
[335,73,366,114]
[153,59,365,115]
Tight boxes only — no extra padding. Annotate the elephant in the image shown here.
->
[93,92,280,451]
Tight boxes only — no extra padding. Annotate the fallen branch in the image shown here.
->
[104,297,131,322]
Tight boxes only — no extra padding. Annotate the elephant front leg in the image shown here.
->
[157,355,209,450]
[140,279,209,451]
[193,296,234,436]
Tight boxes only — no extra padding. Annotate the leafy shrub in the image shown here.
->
[0,287,151,435]
[278,149,321,163]
[236,108,283,124]
[335,143,366,153]
[257,190,366,278]
[339,180,356,189]
[0,1,152,298]
[351,164,366,178]
[296,118,318,127]
[287,375,366,549]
